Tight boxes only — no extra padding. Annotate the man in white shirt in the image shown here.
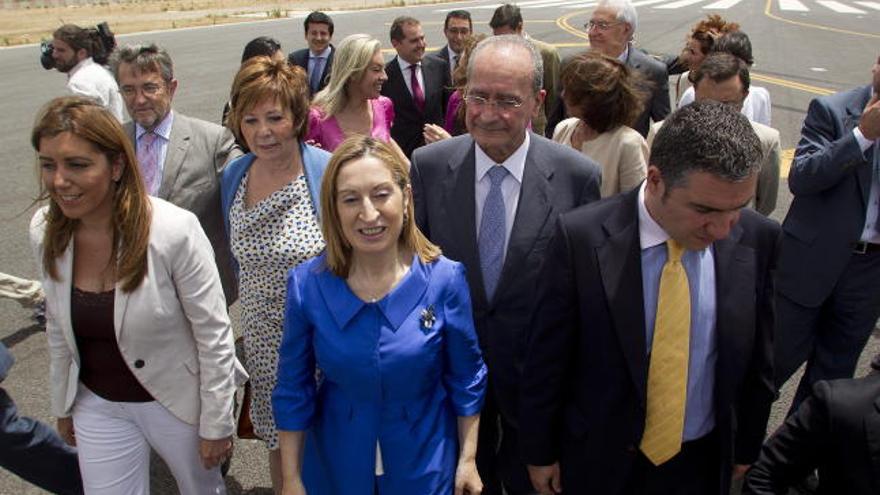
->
[411,35,601,495]
[51,24,124,121]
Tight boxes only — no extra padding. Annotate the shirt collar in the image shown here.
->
[397,56,420,73]
[447,46,459,62]
[316,253,431,331]
[136,110,174,141]
[637,181,670,250]
[474,133,529,185]
[617,44,630,63]
[67,56,94,80]
[310,46,332,59]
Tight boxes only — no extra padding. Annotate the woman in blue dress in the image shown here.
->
[273,136,487,494]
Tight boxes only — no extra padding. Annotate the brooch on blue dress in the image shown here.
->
[420,305,436,330]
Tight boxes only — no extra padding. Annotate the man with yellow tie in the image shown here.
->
[518,100,779,495]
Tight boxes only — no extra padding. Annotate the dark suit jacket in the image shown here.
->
[381,55,450,158]
[777,85,875,307]
[410,133,602,427]
[288,45,335,95]
[546,46,671,138]
[124,113,241,303]
[744,370,880,495]
[518,188,779,495]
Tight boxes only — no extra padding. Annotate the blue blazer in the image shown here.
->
[273,254,487,494]
[220,143,331,277]
[777,85,875,307]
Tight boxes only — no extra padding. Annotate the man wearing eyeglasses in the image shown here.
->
[411,35,601,495]
[111,44,241,303]
[489,4,560,138]
[429,10,472,80]
[547,0,669,138]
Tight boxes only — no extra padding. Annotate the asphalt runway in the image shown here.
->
[1,0,878,492]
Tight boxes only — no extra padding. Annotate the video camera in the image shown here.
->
[40,22,117,70]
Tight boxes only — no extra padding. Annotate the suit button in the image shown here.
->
[134,359,145,369]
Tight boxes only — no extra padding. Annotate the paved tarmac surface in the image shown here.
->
[0,0,878,492]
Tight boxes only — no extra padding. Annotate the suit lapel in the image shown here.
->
[158,114,191,199]
[495,136,552,302]
[712,224,753,412]
[56,242,78,358]
[598,190,648,404]
[441,139,483,305]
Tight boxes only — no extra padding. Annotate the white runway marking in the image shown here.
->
[703,0,745,8]
[656,0,706,8]
[779,0,809,11]
[816,0,867,12]
[853,0,880,9]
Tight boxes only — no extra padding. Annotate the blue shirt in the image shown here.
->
[637,183,717,441]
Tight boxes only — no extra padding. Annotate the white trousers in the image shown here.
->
[73,385,226,495]
[0,271,43,307]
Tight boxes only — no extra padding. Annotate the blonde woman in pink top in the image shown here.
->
[307,34,405,159]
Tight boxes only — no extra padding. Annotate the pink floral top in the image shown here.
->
[306,96,395,152]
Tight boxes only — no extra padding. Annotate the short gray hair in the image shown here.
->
[467,34,543,94]
[109,44,174,83]
[650,100,762,189]
[597,0,638,37]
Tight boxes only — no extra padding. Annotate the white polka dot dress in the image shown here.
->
[230,173,325,449]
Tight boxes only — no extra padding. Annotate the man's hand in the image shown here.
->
[57,417,75,446]
[199,436,233,469]
[859,94,880,141]
[732,463,750,481]
[527,463,562,494]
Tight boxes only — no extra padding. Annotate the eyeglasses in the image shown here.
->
[445,27,471,35]
[463,94,524,110]
[584,20,623,31]
[120,83,164,98]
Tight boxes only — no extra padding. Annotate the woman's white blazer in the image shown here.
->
[30,197,247,439]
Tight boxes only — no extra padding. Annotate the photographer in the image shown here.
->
[49,24,123,121]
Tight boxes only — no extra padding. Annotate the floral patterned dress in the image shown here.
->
[230,172,325,449]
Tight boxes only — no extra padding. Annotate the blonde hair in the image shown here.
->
[312,34,383,118]
[320,136,440,277]
[31,96,151,292]
[227,56,310,145]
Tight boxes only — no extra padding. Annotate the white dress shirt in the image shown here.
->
[396,57,426,100]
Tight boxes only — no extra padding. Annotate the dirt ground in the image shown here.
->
[0,0,448,46]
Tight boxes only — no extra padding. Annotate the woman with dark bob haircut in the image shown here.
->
[30,96,245,494]
[273,136,487,494]
[221,55,331,491]
[553,52,649,198]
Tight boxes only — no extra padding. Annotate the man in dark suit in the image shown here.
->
[547,0,669,138]
[381,16,449,159]
[744,354,880,495]
[520,101,778,495]
[111,44,240,302]
[287,11,335,96]
[775,55,880,413]
[428,9,472,81]
[411,35,601,495]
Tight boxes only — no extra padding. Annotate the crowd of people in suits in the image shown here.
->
[3,0,880,494]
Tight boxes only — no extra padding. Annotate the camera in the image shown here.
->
[40,22,117,70]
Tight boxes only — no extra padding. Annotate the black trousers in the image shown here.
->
[476,384,536,495]
[775,249,880,414]
[624,430,721,495]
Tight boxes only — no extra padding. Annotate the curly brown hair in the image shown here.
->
[689,14,740,57]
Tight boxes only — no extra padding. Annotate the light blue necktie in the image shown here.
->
[310,57,325,93]
[479,165,509,301]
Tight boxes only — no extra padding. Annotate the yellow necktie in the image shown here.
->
[640,239,691,466]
